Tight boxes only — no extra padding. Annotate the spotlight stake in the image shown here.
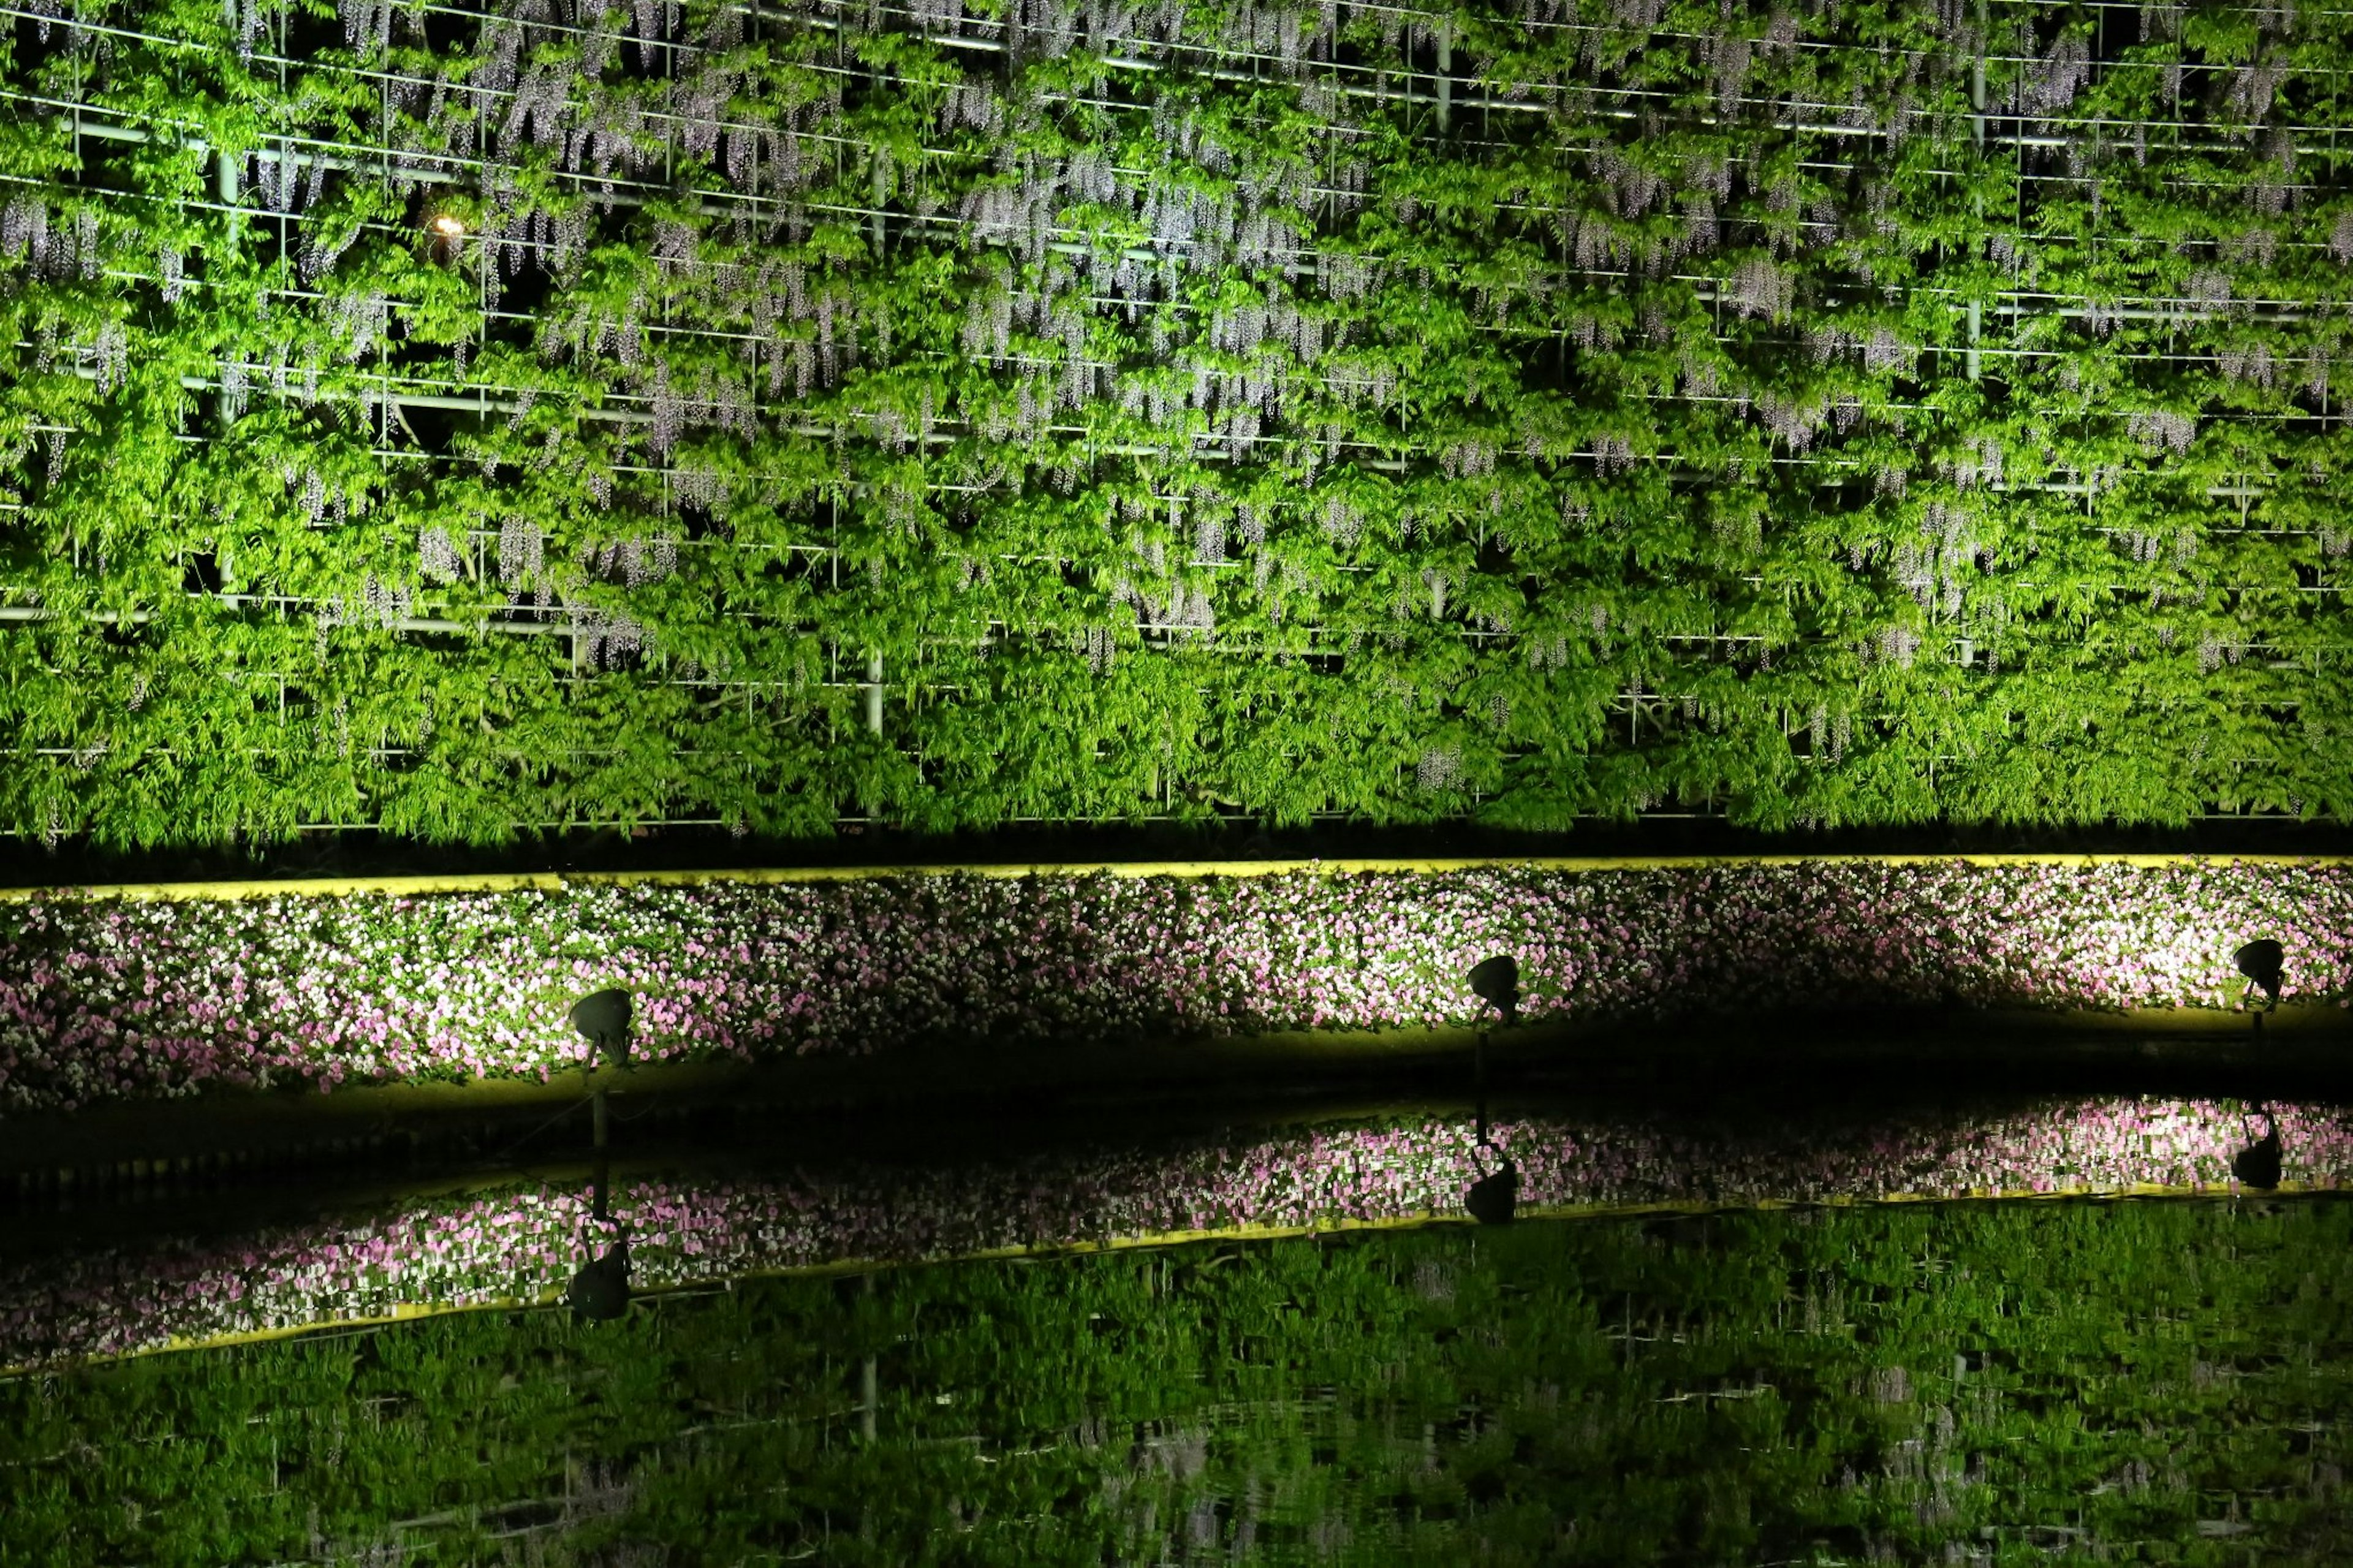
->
[2234,939,2284,1037]
[1464,956,1521,1224]
[564,989,636,1317]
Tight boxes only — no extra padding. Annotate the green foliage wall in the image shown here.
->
[4,1202,2351,1563]
[4,0,2353,844]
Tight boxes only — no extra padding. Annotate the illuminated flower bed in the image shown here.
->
[2,860,2349,1113]
[4,1095,2345,1370]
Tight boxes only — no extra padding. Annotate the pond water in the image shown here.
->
[3,1091,2351,1563]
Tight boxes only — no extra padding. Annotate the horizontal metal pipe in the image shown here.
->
[0,602,567,636]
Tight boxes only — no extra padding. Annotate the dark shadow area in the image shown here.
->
[7,1000,2353,1219]
[7,1001,2353,1212]
[3,1037,2346,1263]
[12,812,2353,890]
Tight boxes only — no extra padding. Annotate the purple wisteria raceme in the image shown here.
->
[0,860,2347,1113]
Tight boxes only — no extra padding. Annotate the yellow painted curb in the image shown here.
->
[6,1180,2326,1377]
[6,853,2352,904]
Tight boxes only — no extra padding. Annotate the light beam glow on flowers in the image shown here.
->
[1,860,2344,1113]
[2,1094,2342,1370]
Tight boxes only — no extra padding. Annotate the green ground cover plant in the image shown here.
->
[2,1198,2347,1563]
[4,1,2352,844]
[3,859,2338,1111]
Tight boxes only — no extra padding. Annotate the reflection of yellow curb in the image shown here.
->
[4,1181,2320,1378]
[21,1293,569,1375]
[7,852,2352,904]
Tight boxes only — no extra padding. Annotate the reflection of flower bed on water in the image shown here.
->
[6,1096,2347,1371]
[4,859,2351,1114]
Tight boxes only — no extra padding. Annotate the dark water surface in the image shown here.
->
[5,1085,2353,1563]
[4,1198,2351,1564]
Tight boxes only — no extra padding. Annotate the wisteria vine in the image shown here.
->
[7,0,2353,843]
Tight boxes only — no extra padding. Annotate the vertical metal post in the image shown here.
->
[1970,0,1987,146]
[588,1059,611,1222]
[1436,25,1452,137]
[865,651,883,735]
[1474,1026,1489,1146]
[1969,0,1987,383]
[858,1273,878,1444]
[218,150,241,428]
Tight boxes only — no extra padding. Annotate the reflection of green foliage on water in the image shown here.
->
[3,1200,2351,1564]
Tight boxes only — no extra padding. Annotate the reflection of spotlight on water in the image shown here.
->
[1465,1154,1518,1225]
[2233,1106,2283,1192]
[567,1228,632,1322]
[566,989,635,1317]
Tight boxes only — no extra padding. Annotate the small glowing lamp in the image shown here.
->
[429,213,466,239]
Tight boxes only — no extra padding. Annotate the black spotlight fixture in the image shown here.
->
[1466,1149,1519,1226]
[2235,939,2284,1009]
[1465,953,1519,1137]
[564,988,636,1319]
[566,1225,633,1322]
[2233,1105,2283,1192]
[1468,955,1520,1026]
[1463,955,1521,1224]
[569,987,635,1068]
[570,987,634,1156]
